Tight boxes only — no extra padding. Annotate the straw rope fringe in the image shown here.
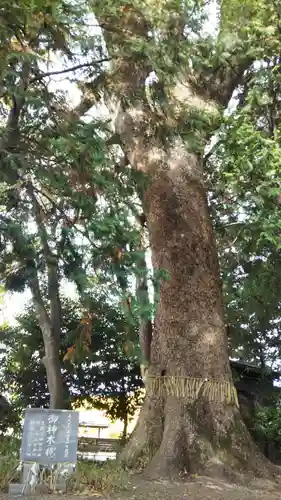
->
[146,376,239,407]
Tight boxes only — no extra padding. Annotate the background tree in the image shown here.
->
[0,294,143,429]
[208,54,281,369]
[0,0,148,408]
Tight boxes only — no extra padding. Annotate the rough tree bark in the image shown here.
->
[94,1,280,480]
[135,221,152,380]
[117,131,275,480]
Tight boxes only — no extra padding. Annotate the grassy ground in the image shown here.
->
[1,443,281,500]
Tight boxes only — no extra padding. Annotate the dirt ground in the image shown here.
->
[3,476,281,500]
[109,475,281,500]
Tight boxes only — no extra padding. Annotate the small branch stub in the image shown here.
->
[140,363,149,384]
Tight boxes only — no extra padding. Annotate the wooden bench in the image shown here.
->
[78,437,119,454]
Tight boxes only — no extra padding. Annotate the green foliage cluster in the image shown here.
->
[206,57,281,370]
[0,295,143,429]
[255,404,281,444]
[0,437,20,491]
[0,0,150,423]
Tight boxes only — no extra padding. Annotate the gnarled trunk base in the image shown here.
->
[120,384,278,481]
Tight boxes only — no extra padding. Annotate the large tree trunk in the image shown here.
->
[118,141,277,479]
[135,226,153,380]
[94,1,278,481]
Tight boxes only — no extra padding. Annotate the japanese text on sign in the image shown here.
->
[20,409,79,465]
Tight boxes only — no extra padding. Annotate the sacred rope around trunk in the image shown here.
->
[145,375,239,407]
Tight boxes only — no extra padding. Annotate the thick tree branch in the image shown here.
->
[203,0,269,106]
[2,66,107,158]
[0,61,30,153]
[26,183,52,256]
[196,53,253,107]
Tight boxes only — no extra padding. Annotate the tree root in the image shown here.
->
[120,394,279,482]
[119,392,164,468]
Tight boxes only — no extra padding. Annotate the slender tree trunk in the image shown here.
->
[27,184,69,409]
[122,411,129,444]
[47,260,62,346]
[1,48,97,411]
[30,276,68,409]
[43,331,68,410]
